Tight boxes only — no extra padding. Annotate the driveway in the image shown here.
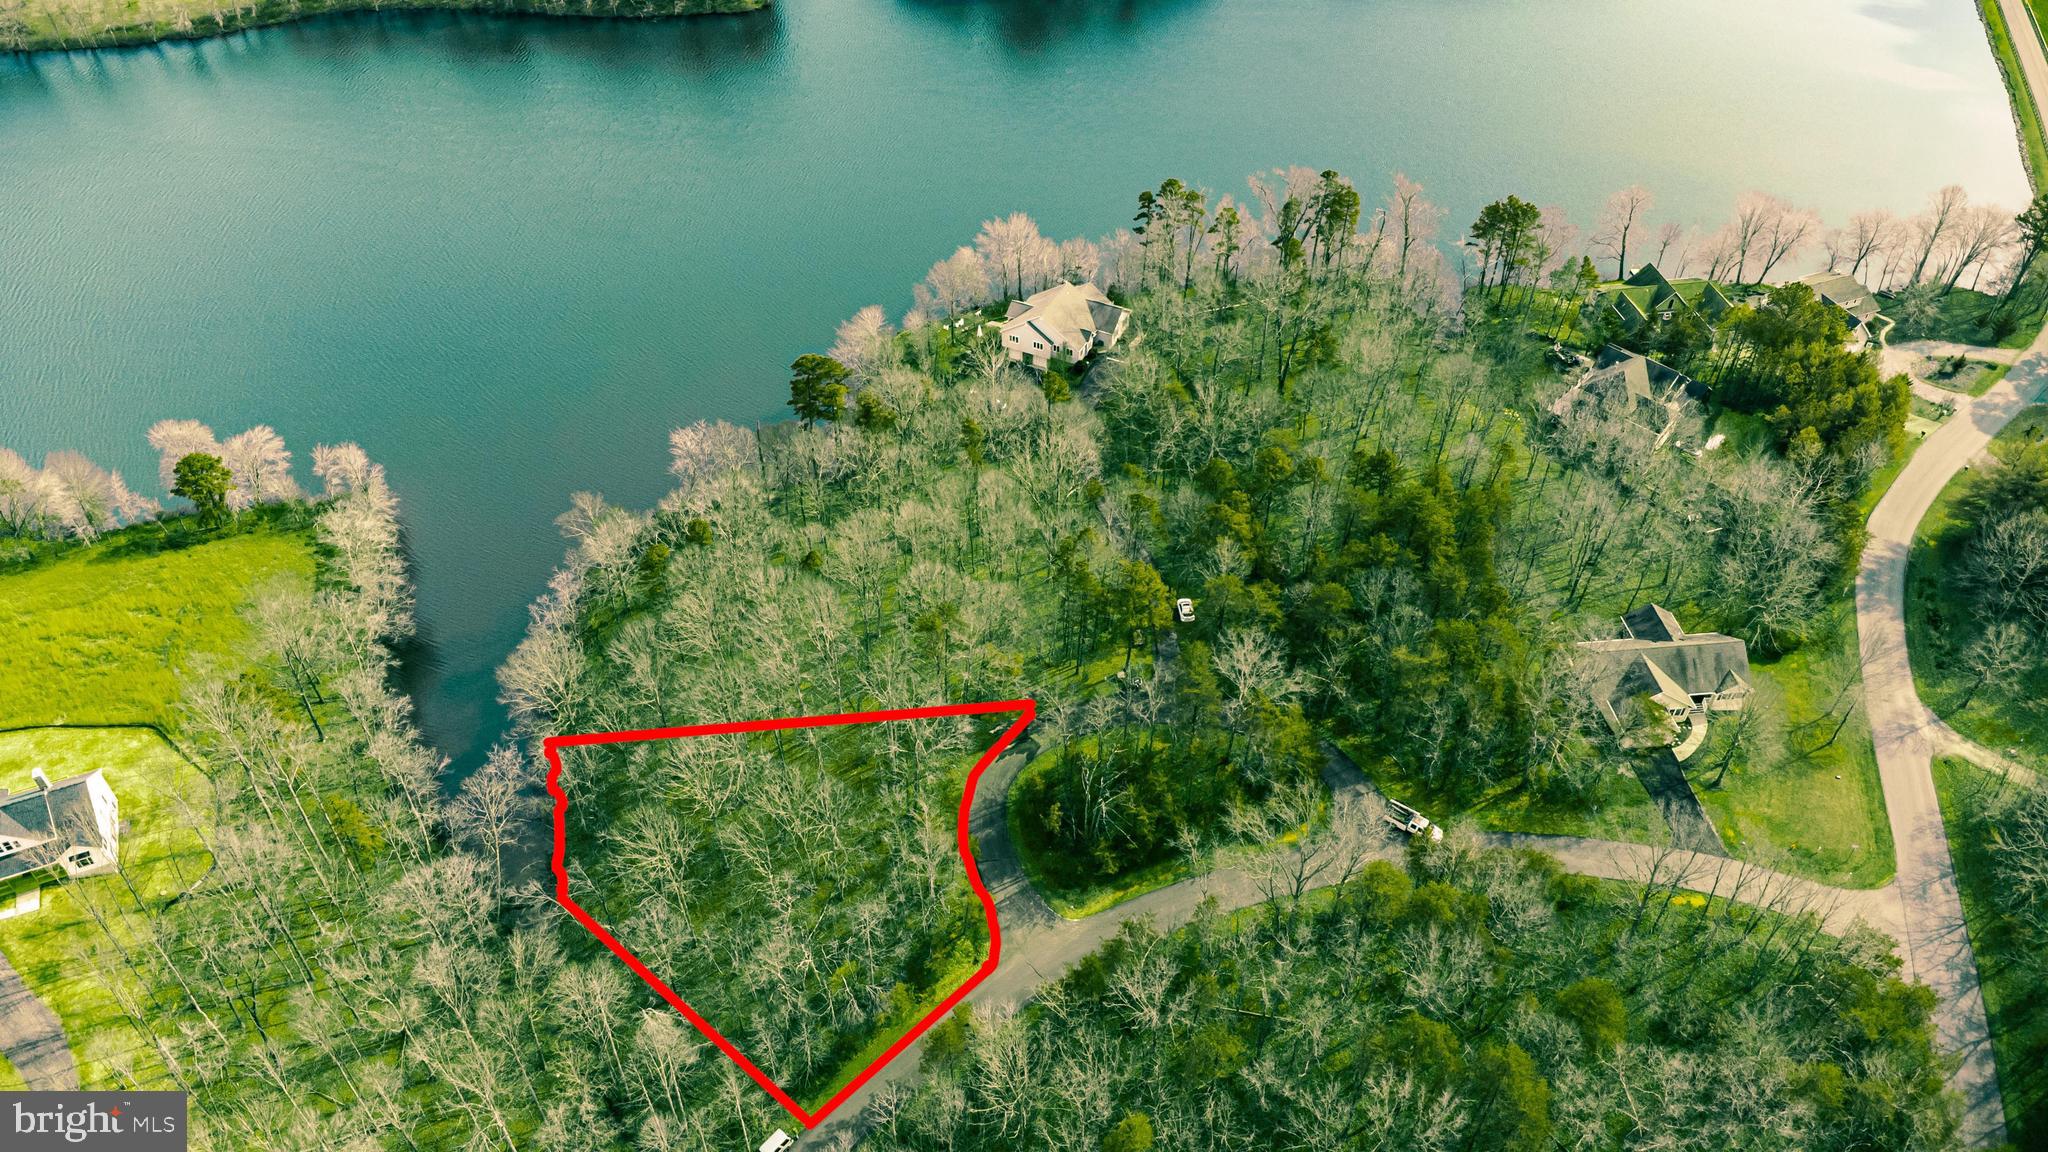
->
[1631,753,1730,857]
[1857,333,2048,1147]
[0,942,77,1089]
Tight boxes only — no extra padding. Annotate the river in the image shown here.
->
[0,0,2028,769]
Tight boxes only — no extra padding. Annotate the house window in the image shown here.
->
[71,851,93,869]
[0,840,16,854]
[1032,341,1044,350]
[1008,334,1018,342]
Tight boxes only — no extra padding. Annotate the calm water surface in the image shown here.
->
[0,0,2027,767]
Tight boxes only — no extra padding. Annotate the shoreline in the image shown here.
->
[2,0,766,55]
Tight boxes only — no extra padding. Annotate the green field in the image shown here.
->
[0,517,314,730]
[1886,281,2048,349]
[1693,608,1897,890]
[1934,756,2048,1142]
[0,727,216,1087]
[1908,405,2048,767]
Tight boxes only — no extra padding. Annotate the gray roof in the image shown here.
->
[1578,607,1751,733]
[1596,345,1696,396]
[1623,603,1685,643]
[0,772,107,882]
[1797,271,1881,323]
[1002,282,1128,348]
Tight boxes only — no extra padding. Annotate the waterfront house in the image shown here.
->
[1595,264,1736,333]
[1796,271,1885,345]
[1000,282,1131,369]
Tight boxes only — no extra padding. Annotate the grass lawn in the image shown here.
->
[1885,283,2047,350]
[0,727,216,1088]
[1932,755,2048,1142]
[1920,359,2012,398]
[1908,405,2048,768]
[1692,605,1897,889]
[0,515,314,730]
[0,1052,26,1091]
[1866,417,1936,518]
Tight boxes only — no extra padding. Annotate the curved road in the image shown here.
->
[799,744,1907,1149]
[1859,337,2047,1147]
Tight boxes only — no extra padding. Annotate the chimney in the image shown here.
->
[30,768,50,792]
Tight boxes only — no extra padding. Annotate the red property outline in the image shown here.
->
[542,699,1035,1129]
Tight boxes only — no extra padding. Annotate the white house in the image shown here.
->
[0,768,122,910]
[999,282,1131,369]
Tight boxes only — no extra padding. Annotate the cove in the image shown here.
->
[0,0,2028,769]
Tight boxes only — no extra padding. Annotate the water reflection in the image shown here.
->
[899,0,1209,51]
[0,5,785,84]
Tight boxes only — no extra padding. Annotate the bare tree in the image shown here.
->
[447,744,539,902]
[1752,199,1820,283]
[975,212,1056,301]
[1831,209,1898,280]
[915,246,990,317]
[1941,203,2016,292]
[311,442,375,496]
[219,425,300,511]
[1908,184,1970,285]
[830,305,897,380]
[1651,221,1684,271]
[43,450,156,536]
[1592,184,1654,279]
[1958,621,2031,711]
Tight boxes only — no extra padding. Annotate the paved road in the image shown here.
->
[1858,333,2048,1147]
[798,745,1903,1149]
[0,942,77,1089]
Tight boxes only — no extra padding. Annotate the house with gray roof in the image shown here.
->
[0,768,122,912]
[1000,282,1131,370]
[1796,271,1887,346]
[1577,605,1751,738]
[1548,347,1700,448]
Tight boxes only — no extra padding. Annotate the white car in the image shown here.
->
[1385,800,1443,842]
[759,1131,795,1152]
[1175,597,1195,623]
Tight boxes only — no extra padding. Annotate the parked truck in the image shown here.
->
[1384,799,1443,842]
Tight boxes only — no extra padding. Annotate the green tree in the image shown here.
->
[1554,977,1627,1053]
[1464,1041,1553,1152]
[2004,191,2048,302]
[1104,559,1172,672]
[1100,1112,1155,1152]
[1469,195,1543,302]
[789,353,850,427]
[171,452,234,528]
